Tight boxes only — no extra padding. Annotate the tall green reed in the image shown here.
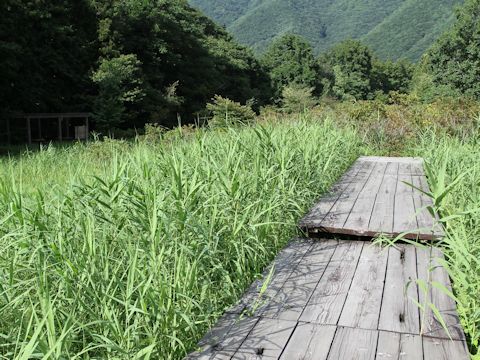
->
[410,131,480,355]
[0,118,363,359]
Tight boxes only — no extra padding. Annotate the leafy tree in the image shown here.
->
[207,95,255,127]
[323,40,374,100]
[424,0,480,99]
[0,0,98,114]
[92,0,272,127]
[92,54,145,131]
[281,85,317,113]
[262,34,319,96]
[1,0,272,135]
[371,59,414,94]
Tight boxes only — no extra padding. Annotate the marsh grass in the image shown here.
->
[410,132,480,355]
[0,119,363,359]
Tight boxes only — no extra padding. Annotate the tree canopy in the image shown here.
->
[262,34,319,96]
[424,0,480,100]
[190,0,462,61]
[0,0,98,115]
[0,0,273,130]
[322,40,374,100]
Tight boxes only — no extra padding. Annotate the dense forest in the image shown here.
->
[0,0,479,135]
[189,0,463,60]
[0,0,271,132]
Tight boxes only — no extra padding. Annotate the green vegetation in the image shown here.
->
[424,0,480,99]
[0,120,362,359]
[0,0,272,131]
[410,133,480,352]
[1,101,479,358]
[323,40,375,100]
[1,0,480,358]
[262,34,319,96]
[189,0,463,60]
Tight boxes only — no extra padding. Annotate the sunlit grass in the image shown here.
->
[409,131,480,355]
[0,118,364,359]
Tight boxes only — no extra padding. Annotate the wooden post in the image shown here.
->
[26,117,32,145]
[6,118,11,144]
[38,118,42,139]
[65,118,70,138]
[85,117,89,141]
[58,117,63,141]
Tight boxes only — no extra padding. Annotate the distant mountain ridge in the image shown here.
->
[189,0,463,60]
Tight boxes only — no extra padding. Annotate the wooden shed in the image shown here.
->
[1,113,91,144]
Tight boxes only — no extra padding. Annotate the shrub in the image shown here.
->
[141,123,166,144]
[206,95,256,127]
[281,84,318,113]
[92,54,145,132]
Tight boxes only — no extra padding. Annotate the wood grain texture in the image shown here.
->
[226,238,314,315]
[379,245,420,334]
[368,163,399,235]
[327,327,378,360]
[300,156,442,241]
[423,337,470,360]
[186,241,469,360]
[416,247,465,340]
[299,241,363,324]
[261,240,337,321]
[233,318,296,359]
[299,160,365,227]
[338,244,388,329]
[343,162,388,234]
[187,315,259,360]
[376,332,422,360]
[392,173,418,235]
[320,161,376,230]
[280,323,336,360]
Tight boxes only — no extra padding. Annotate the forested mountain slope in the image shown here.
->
[189,0,463,60]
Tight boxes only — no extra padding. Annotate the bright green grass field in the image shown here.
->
[0,118,478,359]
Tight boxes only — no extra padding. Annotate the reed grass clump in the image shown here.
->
[410,131,480,354]
[0,119,363,359]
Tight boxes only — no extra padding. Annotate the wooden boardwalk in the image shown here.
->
[300,156,443,241]
[186,157,469,360]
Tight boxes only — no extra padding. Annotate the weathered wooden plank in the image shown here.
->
[423,337,470,360]
[186,315,259,360]
[261,240,337,321]
[233,318,296,359]
[343,162,388,234]
[359,156,423,164]
[319,161,376,231]
[280,323,336,360]
[299,241,364,325]
[299,160,366,227]
[410,161,425,176]
[368,163,399,235]
[417,174,444,238]
[416,247,465,340]
[379,245,420,334]
[392,173,418,236]
[301,156,440,240]
[327,327,378,360]
[226,238,314,315]
[411,175,437,238]
[338,244,388,329]
[375,332,422,360]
